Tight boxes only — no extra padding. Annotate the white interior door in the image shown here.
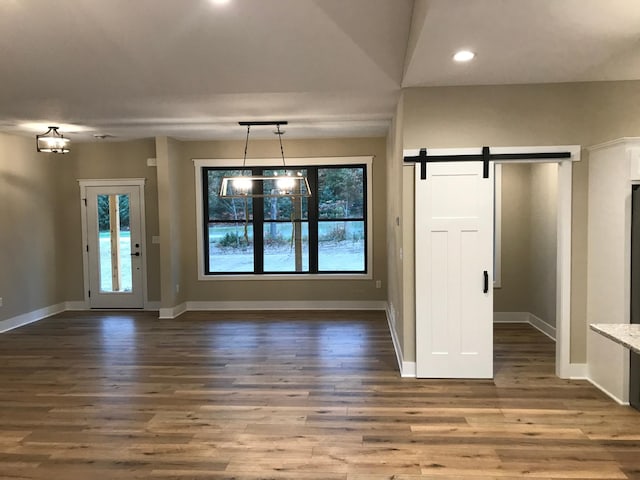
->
[415,161,494,378]
[85,185,145,308]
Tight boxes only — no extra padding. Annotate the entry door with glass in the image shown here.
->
[84,185,145,308]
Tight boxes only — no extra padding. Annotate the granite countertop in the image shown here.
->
[590,323,640,354]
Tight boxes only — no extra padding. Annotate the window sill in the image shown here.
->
[198,273,372,281]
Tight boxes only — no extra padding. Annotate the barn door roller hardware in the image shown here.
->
[404,147,572,180]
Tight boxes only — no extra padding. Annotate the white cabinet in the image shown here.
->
[587,137,640,403]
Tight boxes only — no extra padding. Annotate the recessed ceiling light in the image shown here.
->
[453,50,475,62]
[211,0,231,5]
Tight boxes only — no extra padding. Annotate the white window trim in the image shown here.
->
[193,156,374,281]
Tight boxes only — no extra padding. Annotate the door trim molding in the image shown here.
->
[78,178,147,187]
[78,179,149,309]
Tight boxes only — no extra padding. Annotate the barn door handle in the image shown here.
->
[483,271,489,293]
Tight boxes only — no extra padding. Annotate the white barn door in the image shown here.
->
[415,161,494,378]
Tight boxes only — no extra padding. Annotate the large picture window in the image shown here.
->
[200,162,368,276]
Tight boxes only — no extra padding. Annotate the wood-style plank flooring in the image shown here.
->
[0,310,639,479]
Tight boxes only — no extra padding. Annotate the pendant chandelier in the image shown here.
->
[219,121,312,199]
[36,126,70,154]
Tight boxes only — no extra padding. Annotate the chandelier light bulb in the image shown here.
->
[232,177,252,193]
[276,174,296,193]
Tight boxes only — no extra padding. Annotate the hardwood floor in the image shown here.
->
[0,310,639,479]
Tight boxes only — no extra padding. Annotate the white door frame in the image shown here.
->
[407,145,581,379]
[78,178,149,309]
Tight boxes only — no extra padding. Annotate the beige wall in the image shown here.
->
[397,80,640,365]
[156,136,186,308]
[386,94,405,352]
[529,163,558,326]
[56,139,160,302]
[585,82,640,145]
[1,133,385,322]
[0,133,64,323]
[175,136,387,303]
[570,153,589,362]
[402,83,592,148]
[495,163,558,327]
[494,164,532,312]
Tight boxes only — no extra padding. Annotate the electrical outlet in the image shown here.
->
[375,280,382,289]
[0,297,3,307]
[176,284,180,293]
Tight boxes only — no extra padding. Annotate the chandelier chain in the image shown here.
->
[276,124,286,168]
[242,124,251,169]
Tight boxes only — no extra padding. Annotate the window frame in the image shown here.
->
[194,156,373,281]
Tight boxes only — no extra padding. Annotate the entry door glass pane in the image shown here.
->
[98,194,132,292]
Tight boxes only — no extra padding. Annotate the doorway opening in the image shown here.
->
[494,162,560,371]
[410,146,579,379]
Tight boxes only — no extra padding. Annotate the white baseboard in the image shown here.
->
[0,302,66,334]
[185,300,387,311]
[65,300,160,312]
[587,376,629,405]
[401,361,416,377]
[159,303,188,319]
[564,363,588,379]
[528,313,557,341]
[493,311,529,323]
[145,301,161,311]
[65,301,88,311]
[494,311,556,341]
[385,302,403,375]
[384,302,417,378]
[67,300,162,313]
[2,300,386,327]
[386,302,396,328]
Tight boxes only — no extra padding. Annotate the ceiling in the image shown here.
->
[1,0,639,142]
